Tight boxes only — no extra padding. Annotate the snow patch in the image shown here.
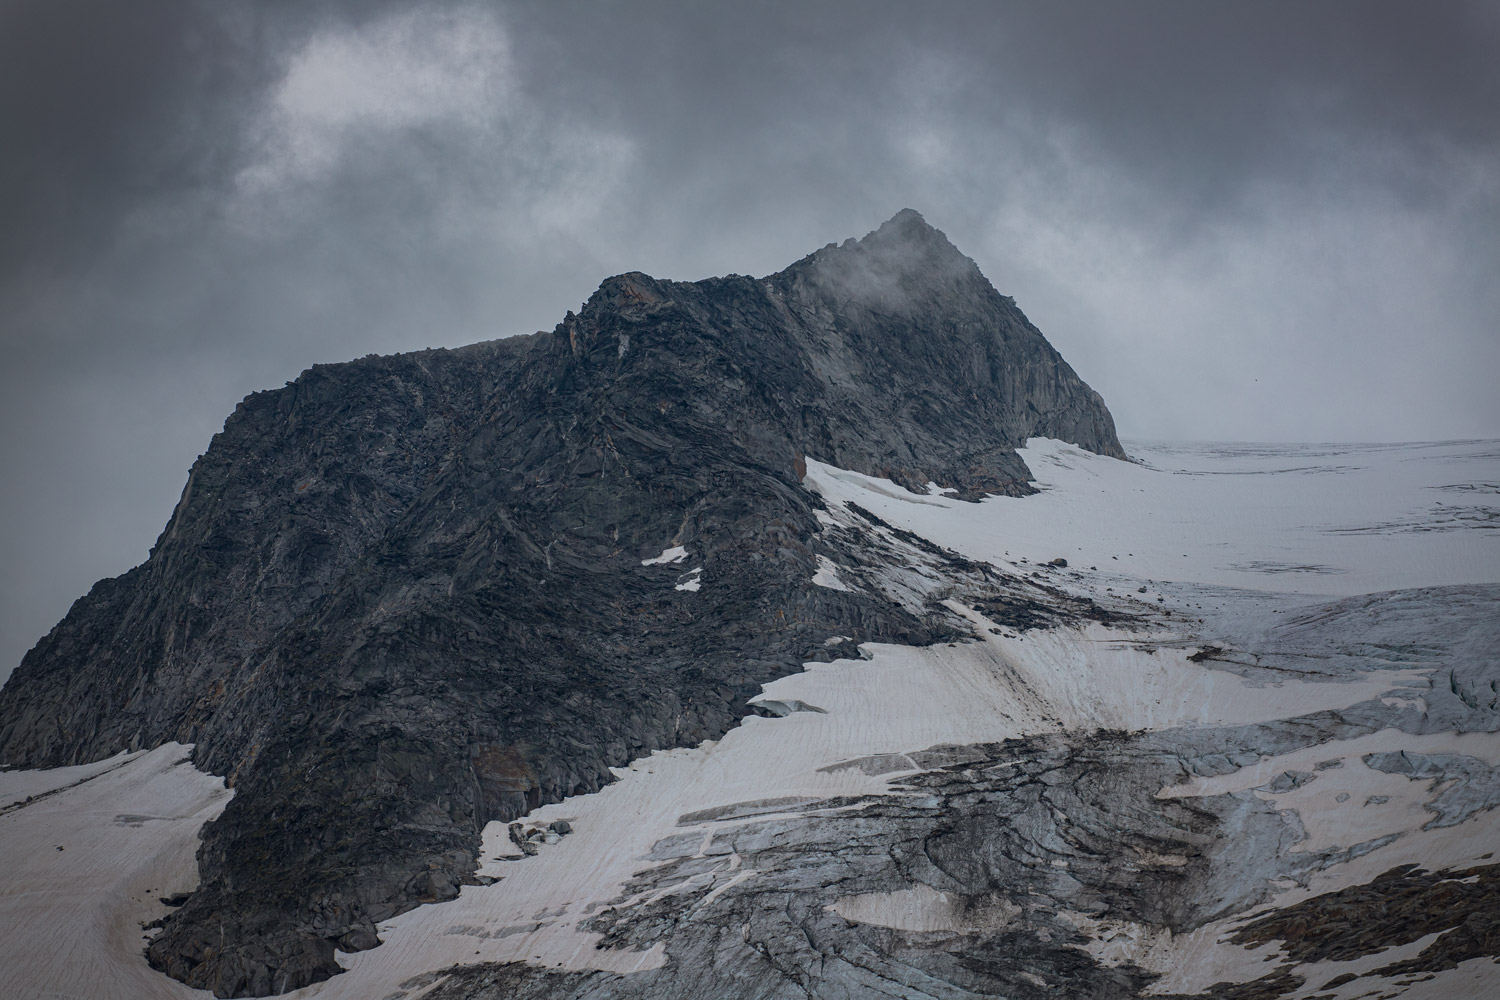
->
[811,555,852,591]
[0,744,230,1000]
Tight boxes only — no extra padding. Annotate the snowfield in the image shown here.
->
[0,744,230,1000]
[817,437,1500,597]
[3,438,1497,999]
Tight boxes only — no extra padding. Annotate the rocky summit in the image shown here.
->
[0,211,1123,996]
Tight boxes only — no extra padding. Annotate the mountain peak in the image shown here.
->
[855,208,963,261]
[874,206,937,238]
[0,211,1122,996]
[784,208,980,296]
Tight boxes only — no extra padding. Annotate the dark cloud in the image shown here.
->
[2,0,1497,679]
[1,1,251,275]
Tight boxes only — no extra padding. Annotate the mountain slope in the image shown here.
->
[5,439,1496,1000]
[0,211,1122,996]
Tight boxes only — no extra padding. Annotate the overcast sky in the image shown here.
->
[2,0,1498,680]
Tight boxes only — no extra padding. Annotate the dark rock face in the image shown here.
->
[0,211,1122,996]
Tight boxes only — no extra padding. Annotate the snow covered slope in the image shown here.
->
[0,744,230,1000]
[827,437,1498,596]
[3,438,1497,999]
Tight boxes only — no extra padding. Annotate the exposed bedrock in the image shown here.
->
[0,211,1123,995]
